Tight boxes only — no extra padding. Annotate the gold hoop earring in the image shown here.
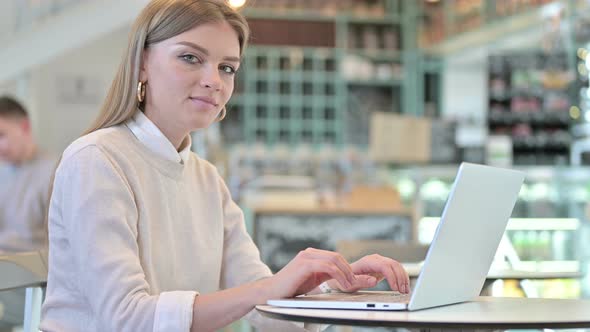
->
[216,107,226,122]
[137,81,146,103]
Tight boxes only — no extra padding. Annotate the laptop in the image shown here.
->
[267,162,525,311]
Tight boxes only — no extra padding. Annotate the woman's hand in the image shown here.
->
[326,254,410,293]
[262,248,378,299]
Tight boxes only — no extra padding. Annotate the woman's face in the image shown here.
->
[140,21,240,137]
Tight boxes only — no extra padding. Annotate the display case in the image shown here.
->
[487,52,574,165]
[241,179,413,272]
[419,0,557,47]
[220,0,442,149]
[388,165,589,299]
[252,206,412,272]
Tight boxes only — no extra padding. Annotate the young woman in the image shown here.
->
[40,1,409,331]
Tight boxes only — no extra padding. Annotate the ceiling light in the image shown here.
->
[228,0,246,8]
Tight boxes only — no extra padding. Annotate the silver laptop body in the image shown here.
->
[267,163,525,311]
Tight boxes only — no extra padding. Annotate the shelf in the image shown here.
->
[344,14,402,25]
[488,112,571,126]
[488,121,570,127]
[510,261,581,274]
[230,95,339,107]
[423,0,561,55]
[242,9,401,24]
[249,71,338,81]
[243,9,338,22]
[391,165,590,184]
[221,1,437,146]
[345,49,402,61]
[505,218,580,231]
[346,79,402,87]
[490,90,545,100]
[452,6,483,19]
[246,45,337,54]
[490,89,570,101]
[512,142,570,150]
[423,59,443,73]
[487,50,574,170]
[419,217,580,232]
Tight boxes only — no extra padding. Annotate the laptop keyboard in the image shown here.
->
[303,291,410,303]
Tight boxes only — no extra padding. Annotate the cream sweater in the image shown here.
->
[40,122,288,332]
[0,153,55,253]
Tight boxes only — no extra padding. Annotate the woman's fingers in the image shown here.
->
[314,260,352,289]
[290,249,411,295]
[350,274,378,291]
[380,261,400,292]
[328,273,379,292]
[301,248,356,286]
[389,261,409,293]
[351,254,411,293]
[377,258,409,293]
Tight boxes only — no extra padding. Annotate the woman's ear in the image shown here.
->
[139,49,150,82]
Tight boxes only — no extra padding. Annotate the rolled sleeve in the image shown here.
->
[154,291,198,332]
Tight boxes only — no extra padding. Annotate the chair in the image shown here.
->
[336,240,429,263]
[0,250,48,332]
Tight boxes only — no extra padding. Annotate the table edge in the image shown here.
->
[256,305,590,329]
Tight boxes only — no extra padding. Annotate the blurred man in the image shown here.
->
[0,96,55,252]
[0,96,55,331]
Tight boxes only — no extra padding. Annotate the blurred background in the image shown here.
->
[3,0,590,330]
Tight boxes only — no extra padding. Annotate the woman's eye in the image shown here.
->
[220,65,236,75]
[181,54,199,64]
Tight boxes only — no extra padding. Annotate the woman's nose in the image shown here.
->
[200,67,222,90]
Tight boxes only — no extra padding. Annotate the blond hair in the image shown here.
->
[45,0,249,234]
[85,0,249,134]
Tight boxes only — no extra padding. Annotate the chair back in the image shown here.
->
[0,250,47,291]
[0,250,48,332]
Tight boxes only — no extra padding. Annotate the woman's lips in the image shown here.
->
[190,96,217,107]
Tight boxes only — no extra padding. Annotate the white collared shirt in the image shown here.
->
[125,110,191,164]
